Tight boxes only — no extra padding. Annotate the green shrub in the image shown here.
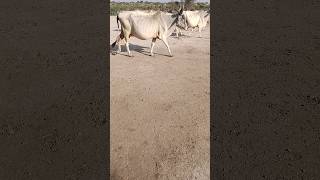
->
[110,2,209,16]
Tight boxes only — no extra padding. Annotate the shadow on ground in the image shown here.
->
[170,33,192,38]
[110,44,172,57]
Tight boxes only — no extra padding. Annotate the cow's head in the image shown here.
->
[167,2,185,30]
[175,4,188,30]
[172,3,183,15]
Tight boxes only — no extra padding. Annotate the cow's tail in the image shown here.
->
[116,14,120,29]
[111,40,117,48]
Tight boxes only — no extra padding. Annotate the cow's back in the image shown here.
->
[118,10,159,33]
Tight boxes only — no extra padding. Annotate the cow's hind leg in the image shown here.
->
[188,27,192,36]
[125,42,132,57]
[175,28,180,38]
[117,43,121,54]
[161,38,172,57]
[150,38,156,56]
[199,27,202,38]
[124,36,132,57]
[111,33,124,54]
[117,33,124,54]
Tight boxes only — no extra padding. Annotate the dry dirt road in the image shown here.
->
[110,16,210,180]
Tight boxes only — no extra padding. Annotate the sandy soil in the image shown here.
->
[110,16,210,180]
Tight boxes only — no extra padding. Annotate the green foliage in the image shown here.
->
[110,1,209,16]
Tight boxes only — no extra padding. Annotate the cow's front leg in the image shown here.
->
[162,38,172,57]
[179,28,183,36]
[199,27,202,38]
[177,28,183,38]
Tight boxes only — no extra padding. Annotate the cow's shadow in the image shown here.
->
[110,43,172,57]
[110,44,147,55]
[170,33,192,38]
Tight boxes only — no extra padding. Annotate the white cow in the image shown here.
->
[111,8,184,57]
[181,10,210,37]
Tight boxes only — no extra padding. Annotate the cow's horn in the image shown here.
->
[179,4,184,14]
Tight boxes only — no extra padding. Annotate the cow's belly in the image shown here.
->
[131,19,159,40]
[132,30,156,40]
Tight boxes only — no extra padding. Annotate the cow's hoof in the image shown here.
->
[112,52,117,55]
[169,55,173,57]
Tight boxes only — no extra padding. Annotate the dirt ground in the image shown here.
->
[109,16,210,180]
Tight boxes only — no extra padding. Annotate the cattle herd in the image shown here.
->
[111,5,210,57]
